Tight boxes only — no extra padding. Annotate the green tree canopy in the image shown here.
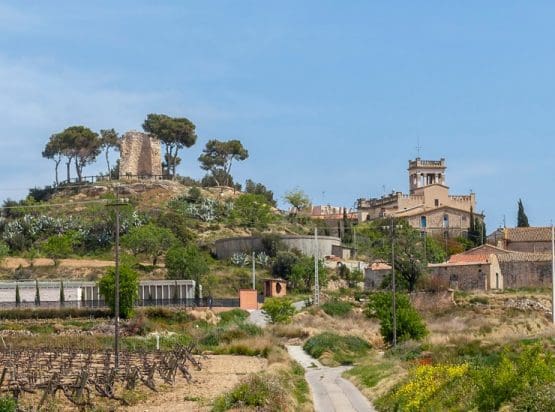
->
[42,134,66,185]
[165,244,209,299]
[98,264,139,319]
[365,292,428,345]
[198,139,249,187]
[99,129,119,179]
[356,219,427,292]
[244,179,276,206]
[121,223,177,265]
[41,235,73,265]
[232,193,273,228]
[517,199,530,227]
[55,126,101,182]
[142,114,197,178]
[284,189,311,216]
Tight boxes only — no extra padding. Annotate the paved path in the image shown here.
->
[287,345,376,412]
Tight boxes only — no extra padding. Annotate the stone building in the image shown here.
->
[428,243,552,291]
[488,227,552,253]
[119,131,163,178]
[357,158,483,238]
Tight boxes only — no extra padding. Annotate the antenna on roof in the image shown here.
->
[415,137,423,158]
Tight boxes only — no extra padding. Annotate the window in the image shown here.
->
[434,199,439,207]
[443,214,449,228]
[420,216,427,228]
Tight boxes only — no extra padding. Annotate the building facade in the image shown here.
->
[357,158,482,238]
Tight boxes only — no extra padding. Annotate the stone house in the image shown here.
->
[488,227,552,253]
[357,158,483,238]
[428,243,552,291]
[364,261,392,290]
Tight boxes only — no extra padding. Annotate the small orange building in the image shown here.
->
[264,279,287,298]
[239,289,258,310]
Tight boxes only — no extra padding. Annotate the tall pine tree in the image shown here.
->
[517,199,530,227]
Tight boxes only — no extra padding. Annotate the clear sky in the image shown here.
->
[1,1,554,231]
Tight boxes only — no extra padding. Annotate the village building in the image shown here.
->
[428,242,552,291]
[357,158,483,238]
[487,226,552,253]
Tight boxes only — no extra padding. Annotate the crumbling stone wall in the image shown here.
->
[119,131,163,178]
[501,260,552,288]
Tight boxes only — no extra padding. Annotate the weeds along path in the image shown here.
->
[286,345,376,412]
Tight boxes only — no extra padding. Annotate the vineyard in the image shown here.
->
[0,344,202,410]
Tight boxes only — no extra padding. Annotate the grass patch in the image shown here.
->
[303,332,371,366]
[212,361,309,412]
[346,359,395,388]
[321,299,352,317]
[469,296,489,305]
[218,308,249,324]
[271,324,309,339]
[0,307,110,320]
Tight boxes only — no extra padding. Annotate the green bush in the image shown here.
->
[0,396,16,412]
[219,308,249,324]
[98,264,139,319]
[0,307,110,320]
[511,382,555,411]
[469,296,489,305]
[200,322,262,347]
[365,292,427,345]
[303,332,370,365]
[262,298,296,324]
[473,345,555,411]
[321,299,352,317]
[212,373,287,412]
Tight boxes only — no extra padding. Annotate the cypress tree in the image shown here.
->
[517,199,530,227]
[34,279,40,306]
[15,284,20,307]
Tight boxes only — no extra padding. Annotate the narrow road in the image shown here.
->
[287,345,376,412]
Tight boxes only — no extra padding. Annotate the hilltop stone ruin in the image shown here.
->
[119,131,163,178]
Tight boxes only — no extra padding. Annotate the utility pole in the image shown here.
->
[551,222,555,323]
[382,217,402,347]
[252,251,256,290]
[106,186,127,369]
[314,227,320,306]
[390,217,397,347]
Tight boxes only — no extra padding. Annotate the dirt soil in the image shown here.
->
[125,354,267,411]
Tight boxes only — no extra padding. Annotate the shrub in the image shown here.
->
[165,244,209,299]
[469,296,489,305]
[212,373,288,412]
[98,264,139,319]
[262,298,296,324]
[0,308,110,320]
[303,332,370,365]
[219,308,249,324]
[388,363,470,411]
[473,345,555,410]
[41,234,73,263]
[365,292,427,344]
[321,299,352,317]
[0,396,16,412]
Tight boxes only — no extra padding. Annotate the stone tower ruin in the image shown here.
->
[119,131,163,178]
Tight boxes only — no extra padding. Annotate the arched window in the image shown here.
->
[443,214,449,228]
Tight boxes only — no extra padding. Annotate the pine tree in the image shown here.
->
[59,280,65,306]
[34,279,40,306]
[15,284,20,307]
[517,199,530,227]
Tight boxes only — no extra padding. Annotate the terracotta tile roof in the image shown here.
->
[448,254,490,264]
[369,262,392,271]
[497,252,552,263]
[505,227,552,242]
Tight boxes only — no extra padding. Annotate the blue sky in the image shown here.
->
[1,1,554,230]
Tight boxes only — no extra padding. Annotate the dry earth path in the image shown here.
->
[287,345,376,412]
